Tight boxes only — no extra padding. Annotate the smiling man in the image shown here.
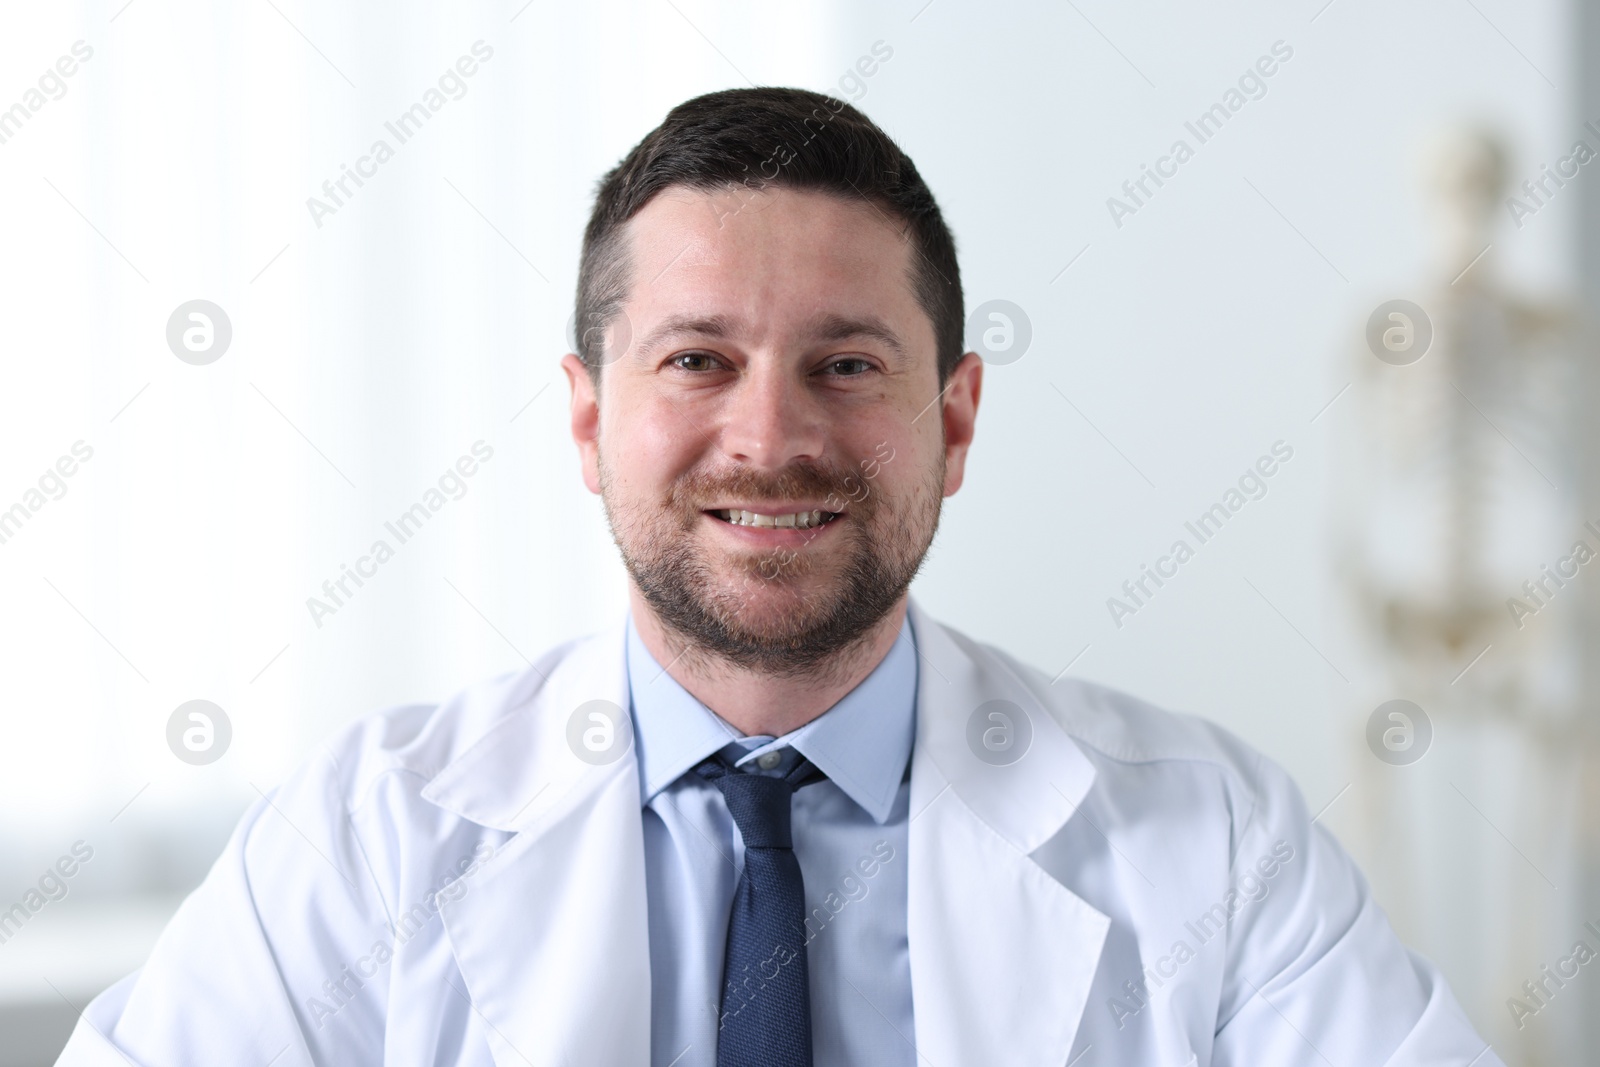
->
[59,88,1500,1067]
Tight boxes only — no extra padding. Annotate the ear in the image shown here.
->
[561,352,602,495]
[939,350,983,498]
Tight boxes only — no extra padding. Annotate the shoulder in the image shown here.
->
[300,634,585,816]
[219,633,594,953]
[945,622,1271,779]
[944,622,1305,840]
[235,630,595,905]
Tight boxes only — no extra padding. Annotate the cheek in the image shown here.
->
[602,395,703,487]
[846,422,939,502]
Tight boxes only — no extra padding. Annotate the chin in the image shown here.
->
[715,577,827,625]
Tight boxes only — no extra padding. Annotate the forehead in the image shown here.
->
[617,184,930,352]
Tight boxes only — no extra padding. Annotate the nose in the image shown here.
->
[717,361,826,469]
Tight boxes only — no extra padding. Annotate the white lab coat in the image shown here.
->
[57,598,1501,1066]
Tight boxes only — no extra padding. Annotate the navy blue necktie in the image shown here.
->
[697,754,825,1067]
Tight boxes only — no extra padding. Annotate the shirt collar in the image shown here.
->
[625,610,918,825]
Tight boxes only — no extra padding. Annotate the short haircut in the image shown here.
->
[574,87,963,387]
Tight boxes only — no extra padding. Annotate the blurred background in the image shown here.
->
[0,0,1594,1062]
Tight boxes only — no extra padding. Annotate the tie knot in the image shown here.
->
[705,768,795,850]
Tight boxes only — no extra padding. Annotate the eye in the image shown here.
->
[669,351,724,373]
[822,357,875,377]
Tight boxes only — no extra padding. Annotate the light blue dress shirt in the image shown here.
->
[625,610,919,1067]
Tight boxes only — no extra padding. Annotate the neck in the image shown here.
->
[628,586,908,737]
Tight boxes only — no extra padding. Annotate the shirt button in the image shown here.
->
[757,751,782,770]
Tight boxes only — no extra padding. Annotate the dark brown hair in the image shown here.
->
[575,87,963,386]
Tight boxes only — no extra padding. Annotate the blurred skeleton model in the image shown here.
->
[1337,126,1595,1067]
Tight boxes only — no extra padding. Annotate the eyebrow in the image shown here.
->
[633,314,737,362]
[632,312,908,363]
[806,313,908,361]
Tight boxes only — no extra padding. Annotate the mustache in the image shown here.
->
[666,461,872,515]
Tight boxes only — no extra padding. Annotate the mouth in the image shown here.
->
[704,507,843,531]
[707,505,844,531]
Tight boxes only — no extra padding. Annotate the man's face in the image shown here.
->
[562,185,981,675]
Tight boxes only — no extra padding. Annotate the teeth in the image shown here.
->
[717,509,832,529]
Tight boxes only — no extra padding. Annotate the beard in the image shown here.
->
[599,450,944,678]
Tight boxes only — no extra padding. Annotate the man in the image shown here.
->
[59,88,1499,1066]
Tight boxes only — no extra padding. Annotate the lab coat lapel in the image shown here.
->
[424,616,651,1067]
[905,599,1111,1066]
